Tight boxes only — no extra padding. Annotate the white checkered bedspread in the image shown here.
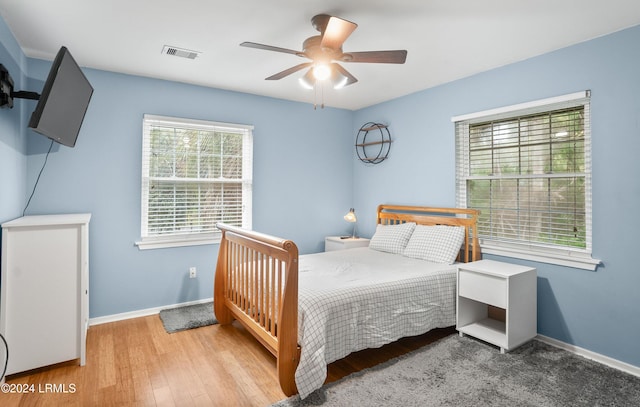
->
[294,247,457,398]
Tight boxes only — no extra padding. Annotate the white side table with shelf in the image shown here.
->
[324,236,370,252]
[456,259,536,353]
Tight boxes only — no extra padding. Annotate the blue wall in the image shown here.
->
[353,26,640,368]
[21,66,354,318]
[0,18,27,223]
[2,13,639,371]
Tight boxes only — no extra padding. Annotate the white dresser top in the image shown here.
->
[2,213,91,228]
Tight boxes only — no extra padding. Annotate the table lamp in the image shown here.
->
[343,208,357,238]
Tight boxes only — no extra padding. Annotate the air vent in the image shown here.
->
[161,45,200,60]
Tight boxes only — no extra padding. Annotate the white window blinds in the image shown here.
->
[138,114,253,249]
[454,91,599,270]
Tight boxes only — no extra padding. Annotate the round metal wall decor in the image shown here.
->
[355,122,391,164]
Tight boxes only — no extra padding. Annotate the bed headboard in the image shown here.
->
[376,204,481,262]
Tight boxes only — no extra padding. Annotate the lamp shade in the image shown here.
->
[344,208,357,223]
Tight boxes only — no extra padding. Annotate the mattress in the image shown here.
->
[295,247,457,398]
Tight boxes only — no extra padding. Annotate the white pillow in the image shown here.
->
[403,225,466,264]
[368,222,416,254]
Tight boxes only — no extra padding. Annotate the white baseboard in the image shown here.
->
[536,334,640,378]
[88,297,213,326]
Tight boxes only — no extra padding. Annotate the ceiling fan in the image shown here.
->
[241,14,407,90]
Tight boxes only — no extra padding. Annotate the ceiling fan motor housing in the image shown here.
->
[311,14,332,33]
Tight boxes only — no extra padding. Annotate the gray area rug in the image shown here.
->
[272,335,640,407]
[159,301,217,333]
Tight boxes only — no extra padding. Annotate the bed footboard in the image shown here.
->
[214,223,300,396]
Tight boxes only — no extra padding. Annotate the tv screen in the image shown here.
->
[28,46,94,148]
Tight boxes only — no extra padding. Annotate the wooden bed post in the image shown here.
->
[214,228,234,325]
[276,240,299,396]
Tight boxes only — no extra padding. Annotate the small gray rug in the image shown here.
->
[272,335,640,407]
[159,301,217,333]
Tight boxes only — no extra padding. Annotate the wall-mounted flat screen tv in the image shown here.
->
[28,46,94,148]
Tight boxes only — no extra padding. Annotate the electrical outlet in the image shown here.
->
[189,267,197,279]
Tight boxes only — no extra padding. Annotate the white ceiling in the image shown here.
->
[1,0,640,110]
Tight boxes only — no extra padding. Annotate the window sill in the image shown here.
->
[135,235,221,250]
[480,241,601,271]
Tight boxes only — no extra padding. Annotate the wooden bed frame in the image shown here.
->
[213,204,480,396]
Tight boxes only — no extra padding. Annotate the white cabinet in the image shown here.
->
[456,259,536,353]
[1,214,90,375]
[324,236,370,252]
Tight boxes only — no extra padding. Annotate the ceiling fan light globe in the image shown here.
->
[299,77,314,89]
[313,64,331,81]
[333,79,348,89]
[299,69,316,89]
[333,76,348,89]
[330,66,349,89]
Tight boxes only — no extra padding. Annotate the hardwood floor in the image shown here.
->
[1,315,455,407]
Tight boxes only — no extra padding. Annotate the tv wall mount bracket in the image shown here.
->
[0,64,40,109]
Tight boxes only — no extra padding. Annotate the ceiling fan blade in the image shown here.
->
[240,41,303,56]
[265,62,313,80]
[321,16,357,50]
[332,63,358,87]
[343,50,408,64]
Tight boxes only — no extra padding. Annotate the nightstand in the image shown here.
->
[456,259,536,353]
[324,236,370,252]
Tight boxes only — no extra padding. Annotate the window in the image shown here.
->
[454,91,599,270]
[137,114,253,250]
